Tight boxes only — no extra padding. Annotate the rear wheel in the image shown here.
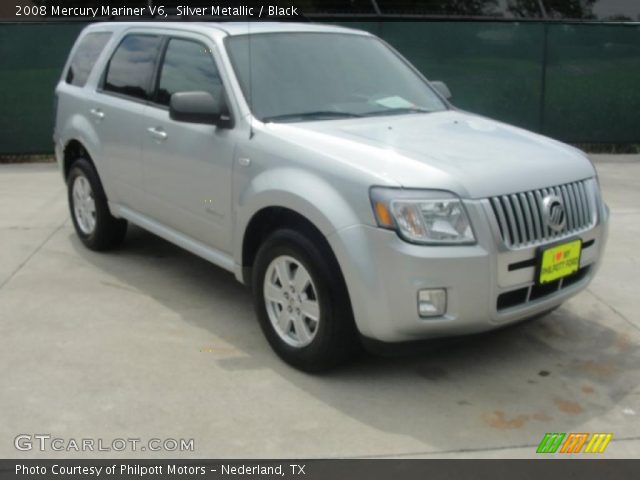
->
[253,229,358,372]
[67,158,127,251]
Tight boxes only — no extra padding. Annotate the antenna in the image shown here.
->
[248,20,255,139]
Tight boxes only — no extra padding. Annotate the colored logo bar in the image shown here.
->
[537,433,612,454]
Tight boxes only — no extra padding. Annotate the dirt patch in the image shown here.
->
[581,385,595,394]
[615,334,632,353]
[554,398,584,415]
[483,410,529,429]
[581,360,617,377]
[532,412,552,422]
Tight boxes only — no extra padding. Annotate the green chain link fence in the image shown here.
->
[0,21,639,154]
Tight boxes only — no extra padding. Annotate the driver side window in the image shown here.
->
[155,39,222,107]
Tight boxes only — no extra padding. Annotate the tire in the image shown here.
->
[252,228,358,372]
[67,158,127,251]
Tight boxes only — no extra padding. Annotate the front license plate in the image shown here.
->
[538,239,582,284]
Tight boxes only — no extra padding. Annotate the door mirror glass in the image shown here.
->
[170,91,222,125]
[431,81,452,100]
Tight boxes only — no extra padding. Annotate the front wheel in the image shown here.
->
[252,229,358,372]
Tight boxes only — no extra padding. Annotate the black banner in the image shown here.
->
[1,460,639,480]
[6,1,312,21]
[5,0,640,22]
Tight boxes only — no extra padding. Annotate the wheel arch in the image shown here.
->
[58,110,103,183]
[239,206,334,284]
[234,168,366,284]
[63,139,96,181]
[61,136,120,219]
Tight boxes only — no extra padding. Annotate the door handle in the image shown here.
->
[89,108,105,120]
[147,127,168,141]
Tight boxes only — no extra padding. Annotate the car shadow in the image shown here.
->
[70,226,640,453]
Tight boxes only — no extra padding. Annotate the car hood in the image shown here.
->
[265,110,596,199]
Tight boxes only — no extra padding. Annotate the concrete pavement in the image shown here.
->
[0,156,639,459]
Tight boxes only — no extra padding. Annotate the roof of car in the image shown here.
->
[86,21,370,39]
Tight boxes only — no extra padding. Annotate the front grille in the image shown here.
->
[489,179,596,249]
[496,266,591,311]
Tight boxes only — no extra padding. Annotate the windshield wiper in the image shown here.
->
[362,107,432,117]
[262,111,362,123]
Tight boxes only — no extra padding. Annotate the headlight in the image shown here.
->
[370,187,475,245]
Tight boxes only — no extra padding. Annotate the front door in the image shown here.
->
[141,37,235,252]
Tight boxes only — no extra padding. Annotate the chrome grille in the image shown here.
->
[489,179,596,248]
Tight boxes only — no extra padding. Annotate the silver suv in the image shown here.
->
[54,22,609,371]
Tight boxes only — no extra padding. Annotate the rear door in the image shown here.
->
[55,30,112,182]
[140,35,236,251]
[90,33,163,209]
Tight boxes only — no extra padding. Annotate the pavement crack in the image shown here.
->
[586,288,640,333]
[0,219,66,291]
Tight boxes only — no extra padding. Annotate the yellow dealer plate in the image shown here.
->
[538,239,582,284]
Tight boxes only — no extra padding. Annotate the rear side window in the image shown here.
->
[66,32,112,87]
[155,39,222,107]
[103,34,163,101]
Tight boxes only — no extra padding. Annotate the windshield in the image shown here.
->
[225,32,448,123]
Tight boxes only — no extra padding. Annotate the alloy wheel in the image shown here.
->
[263,255,321,348]
[72,175,96,235]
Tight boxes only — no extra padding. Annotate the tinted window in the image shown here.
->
[104,35,162,101]
[66,32,112,87]
[155,39,222,106]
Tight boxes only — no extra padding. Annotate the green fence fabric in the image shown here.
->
[0,23,85,154]
[375,22,546,133]
[543,23,640,143]
[341,21,640,143]
[0,21,638,154]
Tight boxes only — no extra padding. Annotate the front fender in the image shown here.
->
[234,167,368,269]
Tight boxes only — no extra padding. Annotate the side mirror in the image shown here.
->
[170,91,225,126]
[431,81,452,100]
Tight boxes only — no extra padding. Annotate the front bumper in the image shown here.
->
[327,197,609,343]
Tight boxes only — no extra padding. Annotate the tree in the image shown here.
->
[375,0,500,16]
[542,0,596,19]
